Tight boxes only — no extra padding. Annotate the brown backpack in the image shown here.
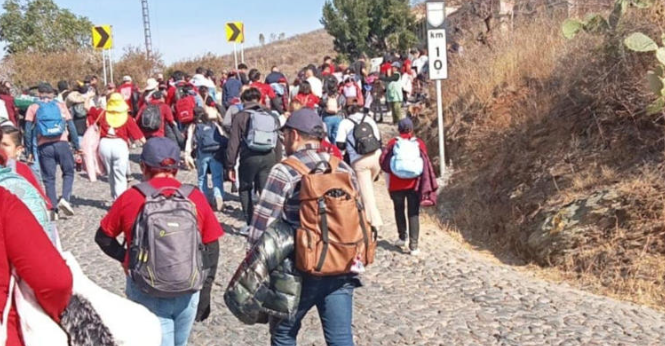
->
[283,156,377,276]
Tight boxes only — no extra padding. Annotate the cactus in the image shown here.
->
[625,33,665,115]
[561,0,653,39]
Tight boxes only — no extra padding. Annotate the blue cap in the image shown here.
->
[283,108,324,136]
[398,117,414,133]
[141,137,180,169]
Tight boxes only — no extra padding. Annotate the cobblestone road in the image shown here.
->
[57,131,665,345]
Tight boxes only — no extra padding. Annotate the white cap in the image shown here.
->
[144,78,158,91]
[122,75,132,82]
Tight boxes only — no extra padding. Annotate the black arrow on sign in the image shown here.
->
[95,26,109,48]
[228,23,242,42]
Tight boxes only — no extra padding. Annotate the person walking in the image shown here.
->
[185,107,226,211]
[222,71,242,109]
[305,66,323,98]
[90,93,146,200]
[335,104,383,232]
[380,117,427,255]
[136,91,178,139]
[235,108,370,346]
[95,137,224,346]
[293,81,320,110]
[381,61,404,123]
[25,83,81,219]
[225,88,280,233]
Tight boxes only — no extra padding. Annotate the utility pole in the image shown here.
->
[141,0,153,60]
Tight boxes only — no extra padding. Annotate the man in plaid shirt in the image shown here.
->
[247,108,363,346]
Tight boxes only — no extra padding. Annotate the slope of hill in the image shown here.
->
[168,29,335,80]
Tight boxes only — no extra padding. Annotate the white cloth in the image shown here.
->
[335,112,381,164]
[413,56,429,75]
[307,76,323,98]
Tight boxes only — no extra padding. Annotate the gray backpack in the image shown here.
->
[129,183,205,298]
[245,109,279,152]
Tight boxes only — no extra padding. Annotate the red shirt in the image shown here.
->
[15,161,52,210]
[319,140,342,160]
[117,83,139,113]
[136,100,176,138]
[88,108,144,143]
[380,62,392,75]
[166,82,198,108]
[294,93,320,109]
[100,177,224,269]
[386,133,427,192]
[250,82,276,106]
[0,188,72,346]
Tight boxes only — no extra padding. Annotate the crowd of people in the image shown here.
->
[0,49,438,346]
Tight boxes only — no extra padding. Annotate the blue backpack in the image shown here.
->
[0,164,59,246]
[36,100,65,138]
[390,137,424,179]
[195,122,225,153]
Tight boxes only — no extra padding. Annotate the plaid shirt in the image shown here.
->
[248,143,360,244]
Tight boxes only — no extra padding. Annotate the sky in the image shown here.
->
[52,0,327,64]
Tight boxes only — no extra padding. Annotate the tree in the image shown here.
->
[0,0,93,54]
[278,32,286,40]
[259,33,265,45]
[321,0,418,60]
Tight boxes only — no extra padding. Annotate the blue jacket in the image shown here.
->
[223,78,242,108]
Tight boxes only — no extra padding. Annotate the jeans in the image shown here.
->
[390,189,420,250]
[270,277,358,346]
[38,141,75,211]
[239,152,276,225]
[98,138,129,200]
[322,115,343,144]
[196,152,224,199]
[125,279,200,346]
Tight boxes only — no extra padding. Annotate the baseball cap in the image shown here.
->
[391,61,402,69]
[122,75,132,82]
[283,108,324,136]
[141,137,180,170]
[398,117,414,133]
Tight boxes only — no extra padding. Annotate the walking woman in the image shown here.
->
[90,93,146,200]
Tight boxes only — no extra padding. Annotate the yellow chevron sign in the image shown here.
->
[92,25,112,50]
[226,22,244,43]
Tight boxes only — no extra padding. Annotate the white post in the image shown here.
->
[436,79,446,177]
[108,49,114,85]
[233,43,238,69]
[241,43,245,63]
[102,50,108,86]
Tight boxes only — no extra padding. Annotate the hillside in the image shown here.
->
[169,29,335,80]
[416,1,665,309]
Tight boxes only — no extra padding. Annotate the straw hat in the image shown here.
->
[105,93,129,128]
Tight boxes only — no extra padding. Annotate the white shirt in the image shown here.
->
[335,112,381,164]
[307,76,323,98]
[413,56,429,75]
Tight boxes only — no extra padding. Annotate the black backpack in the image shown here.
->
[195,122,225,153]
[71,103,88,120]
[351,114,380,155]
[141,104,162,132]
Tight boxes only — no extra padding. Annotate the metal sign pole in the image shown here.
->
[436,80,445,176]
[233,43,238,69]
[109,49,114,85]
[102,50,108,86]
[241,43,245,63]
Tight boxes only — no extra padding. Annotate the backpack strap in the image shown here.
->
[177,184,196,199]
[134,182,158,198]
[283,157,310,176]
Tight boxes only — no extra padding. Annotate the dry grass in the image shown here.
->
[422,5,665,310]
[0,29,335,88]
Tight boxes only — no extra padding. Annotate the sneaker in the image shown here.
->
[395,239,407,247]
[236,225,250,237]
[410,249,421,256]
[214,195,224,212]
[57,199,74,217]
[49,210,59,222]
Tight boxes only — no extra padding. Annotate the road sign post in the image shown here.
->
[426,2,449,178]
[226,22,245,68]
[92,25,113,85]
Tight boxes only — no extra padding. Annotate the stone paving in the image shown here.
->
[57,130,665,345]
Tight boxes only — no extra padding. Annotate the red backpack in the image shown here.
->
[175,95,195,124]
